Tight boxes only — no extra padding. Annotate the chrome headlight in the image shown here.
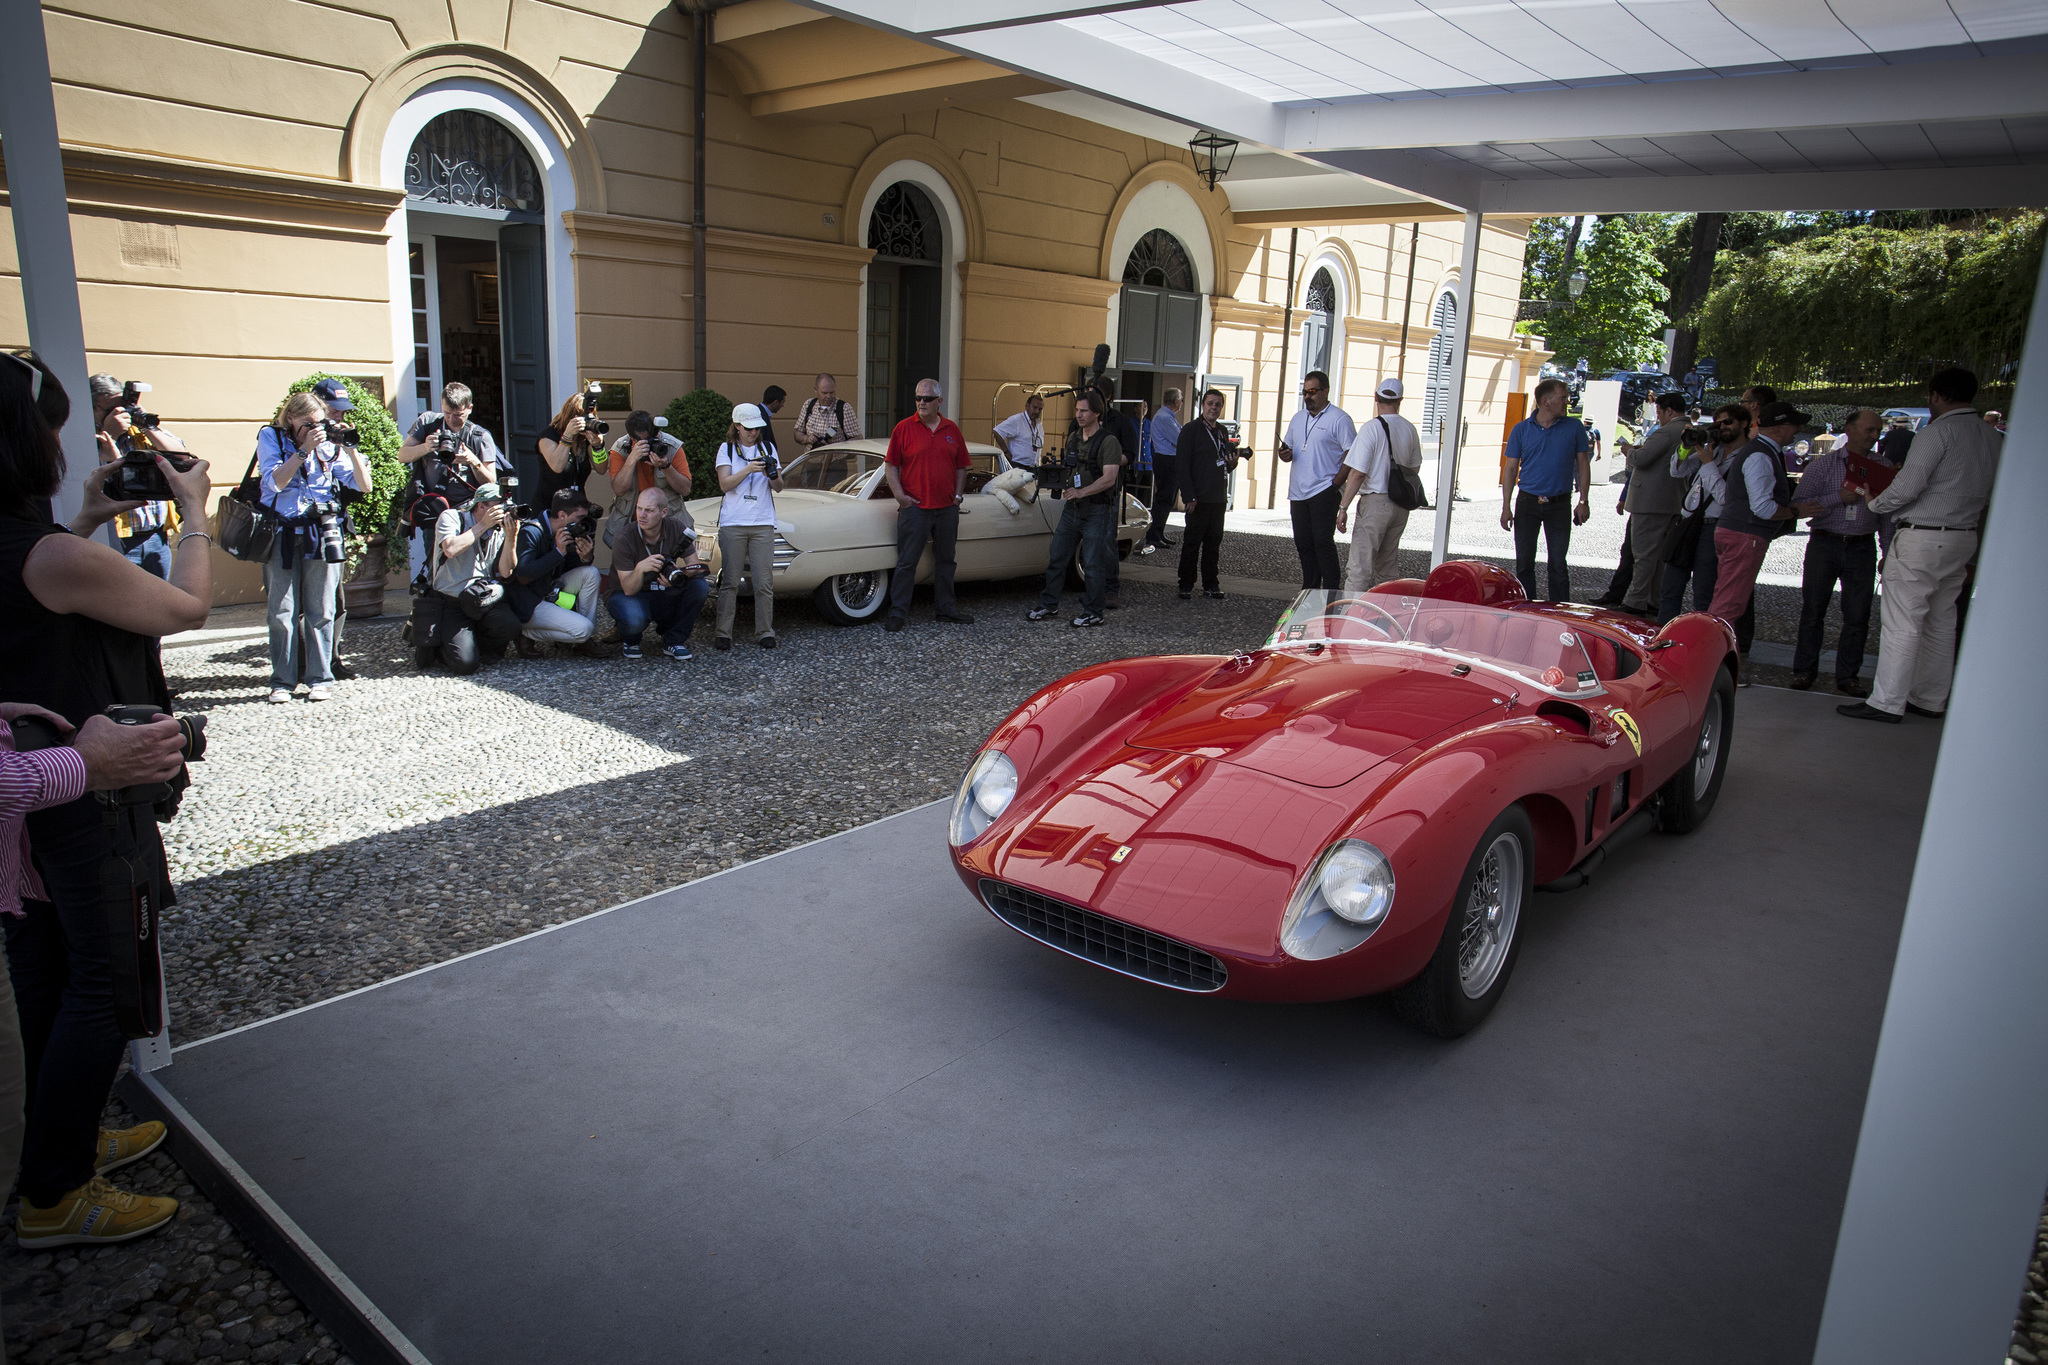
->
[949,750,1018,847]
[1280,840,1396,960]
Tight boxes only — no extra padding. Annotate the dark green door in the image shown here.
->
[498,222,549,495]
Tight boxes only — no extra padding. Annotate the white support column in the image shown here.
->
[1811,245,2048,1363]
[0,1,94,524]
[1431,209,1482,567]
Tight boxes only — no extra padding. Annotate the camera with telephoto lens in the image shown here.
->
[323,418,359,447]
[11,704,207,823]
[580,382,609,439]
[1681,424,1716,448]
[309,501,347,563]
[120,381,160,432]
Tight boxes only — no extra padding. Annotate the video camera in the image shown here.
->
[12,704,207,823]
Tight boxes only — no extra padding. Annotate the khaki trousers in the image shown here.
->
[716,523,777,640]
[1342,493,1410,593]
[1869,526,1977,716]
[1623,511,1682,612]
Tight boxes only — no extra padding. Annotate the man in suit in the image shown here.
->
[1615,391,1691,617]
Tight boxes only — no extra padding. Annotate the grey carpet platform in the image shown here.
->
[132,687,1941,1365]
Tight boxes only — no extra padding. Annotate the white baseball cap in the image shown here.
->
[1376,378,1404,400]
[731,403,767,429]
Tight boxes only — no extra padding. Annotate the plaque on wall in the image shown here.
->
[587,379,633,412]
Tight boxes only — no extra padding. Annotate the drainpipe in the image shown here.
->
[1268,227,1298,510]
[674,0,714,391]
[1395,221,1419,372]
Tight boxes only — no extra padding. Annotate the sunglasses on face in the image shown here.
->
[915,394,941,404]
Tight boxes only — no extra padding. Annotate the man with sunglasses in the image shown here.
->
[1276,370,1355,589]
[882,379,975,632]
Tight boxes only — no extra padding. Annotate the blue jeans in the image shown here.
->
[606,577,710,645]
[265,539,342,689]
[1038,500,1116,616]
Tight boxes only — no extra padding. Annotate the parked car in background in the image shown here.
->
[689,439,1147,625]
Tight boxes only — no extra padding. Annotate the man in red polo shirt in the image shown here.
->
[883,378,975,631]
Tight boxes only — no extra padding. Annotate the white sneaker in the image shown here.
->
[306,686,331,702]
[267,689,291,705]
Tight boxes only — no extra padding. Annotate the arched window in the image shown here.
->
[1123,229,1195,291]
[868,183,942,263]
[1303,266,1336,377]
[405,111,542,213]
[1423,289,1458,446]
[866,182,945,434]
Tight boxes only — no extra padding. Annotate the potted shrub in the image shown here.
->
[665,387,733,505]
[279,373,405,617]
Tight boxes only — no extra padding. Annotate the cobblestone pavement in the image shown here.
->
[0,542,2002,1361]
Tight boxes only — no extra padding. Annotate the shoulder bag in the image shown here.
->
[215,437,279,563]
[1382,418,1430,512]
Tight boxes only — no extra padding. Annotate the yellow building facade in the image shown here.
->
[0,0,1546,603]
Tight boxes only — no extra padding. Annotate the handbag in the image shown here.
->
[1381,418,1430,512]
[215,442,279,563]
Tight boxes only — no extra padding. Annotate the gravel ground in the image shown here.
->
[0,549,2001,1361]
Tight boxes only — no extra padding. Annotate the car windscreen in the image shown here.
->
[1264,590,1607,698]
[777,446,884,493]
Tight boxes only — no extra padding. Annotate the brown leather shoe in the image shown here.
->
[1789,673,1815,691]
[1836,677,1869,698]
[515,637,548,659]
[571,640,613,658]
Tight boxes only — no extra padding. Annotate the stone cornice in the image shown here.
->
[957,261,1120,307]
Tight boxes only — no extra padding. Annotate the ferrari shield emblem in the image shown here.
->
[1610,708,1642,756]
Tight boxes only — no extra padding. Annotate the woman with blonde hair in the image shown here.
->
[713,403,784,650]
[259,389,366,704]
[537,391,603,508]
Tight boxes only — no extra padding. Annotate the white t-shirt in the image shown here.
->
[992,411,1043,467]
[1284,404,1357,500]
[716,441,777,527]
[1343,412,1423,497]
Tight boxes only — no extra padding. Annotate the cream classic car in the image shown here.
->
[687,439,1148,625]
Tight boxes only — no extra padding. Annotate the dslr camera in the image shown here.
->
[580,382,610,439]
[308,501,348,563]
[1680,424,1716,449]
[108,381,199,502]
[11,704,207,823]
[323,417,359,447]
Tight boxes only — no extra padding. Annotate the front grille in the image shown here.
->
[978,880,1227,993]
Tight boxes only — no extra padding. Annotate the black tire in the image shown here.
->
[1659,665,1734,834]
[813,571,889,626]
[1394,805,1536,1038]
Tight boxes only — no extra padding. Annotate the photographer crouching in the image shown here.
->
[258,392,368,705]
[423,484,522,674]
[507,490,609,658]
[607,487,710,661]
[0,349,213,1247]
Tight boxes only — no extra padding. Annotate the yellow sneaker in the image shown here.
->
[16,1177,177,1248]
[94,1122,166,1176]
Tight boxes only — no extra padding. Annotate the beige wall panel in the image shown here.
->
[46,13,367,127]
[588,117,690,182]
[60,361,393,428]
[704,139,857,206]
[604,170,689,222]
[573,313,694,363]
[980,227,1099,280]
[575,262,689,319]
[66,0,409,70]
[372,0,460,49]
[78,282,391,365]
[449,0,513,45]
[550,59,685,129]
[64,214,390,302]
[52,86,337,177]
[507,0,690,84]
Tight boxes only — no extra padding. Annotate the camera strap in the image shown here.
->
[96,795,166,1040]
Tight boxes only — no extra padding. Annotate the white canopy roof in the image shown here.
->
[811,0,2048,210]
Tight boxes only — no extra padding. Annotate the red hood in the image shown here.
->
[1126,647,1504,788]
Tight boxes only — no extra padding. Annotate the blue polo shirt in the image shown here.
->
[1505,415,1589,497]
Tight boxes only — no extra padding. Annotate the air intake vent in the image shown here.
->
[978,880,1227,993]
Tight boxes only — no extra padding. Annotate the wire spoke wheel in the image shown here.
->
[1457,832,1524,1000]
[1693,697,1722,800]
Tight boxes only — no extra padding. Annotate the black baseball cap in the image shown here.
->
[1757,400,1810,428]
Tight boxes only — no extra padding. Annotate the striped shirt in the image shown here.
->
[0,733,89,915]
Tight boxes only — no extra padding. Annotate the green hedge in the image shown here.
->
[664,388,731,507]
[277,373,404,575]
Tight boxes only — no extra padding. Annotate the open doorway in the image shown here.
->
[865,183,943,436]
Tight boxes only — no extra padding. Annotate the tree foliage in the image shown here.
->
[1529,215,1671,373]
[1695,211,2045,387]
[664,388,732,507]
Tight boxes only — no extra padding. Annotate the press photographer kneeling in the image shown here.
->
[507,490,608,658]
[258,391,368,705]
[606,486,710,661]
[416,483,521,674]
[0,349,213,1247]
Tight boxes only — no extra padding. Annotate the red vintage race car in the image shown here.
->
[948,561,1739,1036]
